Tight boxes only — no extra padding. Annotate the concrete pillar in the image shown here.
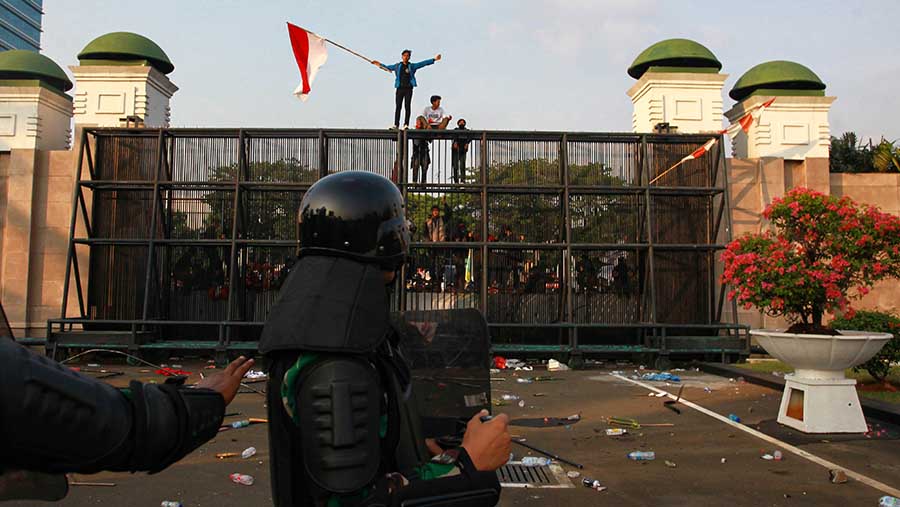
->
[70,65,177,127]
[628,72,728,134]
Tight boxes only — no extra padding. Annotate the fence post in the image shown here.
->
[480,132,488,318]
[318,130,328,178]
[137,129,166,350]
[223,130,246,350]
[398,128,407,312]
[642,135,658,352]
[561,133,575,354]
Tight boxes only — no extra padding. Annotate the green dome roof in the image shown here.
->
[628,38,722,79]
[78,32,174,74]
[730,60,825,101]
[0,50,73,92]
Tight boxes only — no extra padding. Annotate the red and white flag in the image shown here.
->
[651,98,775,185]
[287,23,328,101]
[650,138,719,184]
[684,137,718,162]
[721,97,776,138]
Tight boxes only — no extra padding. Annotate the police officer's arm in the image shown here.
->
[387,411,507,506]
[0,339,251,475]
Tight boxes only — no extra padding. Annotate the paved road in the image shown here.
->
[7,363,899,506]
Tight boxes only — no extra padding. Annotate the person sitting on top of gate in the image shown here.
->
[424,95,451,129]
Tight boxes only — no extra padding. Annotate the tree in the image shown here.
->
[721,188,900,333]
[873,139,900,173]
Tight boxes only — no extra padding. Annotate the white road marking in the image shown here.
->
[612,374,900,498]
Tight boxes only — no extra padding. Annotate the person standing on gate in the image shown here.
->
[452,118,470,183]
[373,50,441,130]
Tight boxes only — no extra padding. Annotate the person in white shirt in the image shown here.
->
[423,95,451,129]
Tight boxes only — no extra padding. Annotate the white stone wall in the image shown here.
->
[0,86,73,151]
[726,95,835,160]
[69,65,177,127]
[627,72,728,134]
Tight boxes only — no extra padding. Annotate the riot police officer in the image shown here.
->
[260,171,509,506]
[0,339,254,501]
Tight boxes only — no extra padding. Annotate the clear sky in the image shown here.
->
[44,0,900,142]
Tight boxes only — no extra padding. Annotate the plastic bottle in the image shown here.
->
[521,456,550,466]
[229,473,254,486]
[627,451,656,461]
[161,502,183,507]
[231,420,250,429]
[241,447,257,459]
[516,378,534,384]
[500,394,520,401]
[773,450,783,461]
[880,496,900,507]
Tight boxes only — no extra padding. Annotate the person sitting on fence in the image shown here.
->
[410,116,431,184]
[424,95,451,130]
[452,118,471,184]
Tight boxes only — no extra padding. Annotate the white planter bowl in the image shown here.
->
[751,329,892,379]
[750,329,892,433]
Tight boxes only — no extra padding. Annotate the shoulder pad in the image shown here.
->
[295,357,382,493]
[259,257,390,354]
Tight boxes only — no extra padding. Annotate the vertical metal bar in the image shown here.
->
[318,130,328,177]
[84,132,96,180]
[398,128,408,312]
[224,130,246,348]
[642,135,658,345]
[561,134,574,351]
[480,132,488,318]
[70,245,87,318]
[717,134,745,352]
[139,130,166,330]
[60,129,88,323]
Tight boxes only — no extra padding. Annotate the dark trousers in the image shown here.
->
[452,147,468,183]
[394,87,413,127]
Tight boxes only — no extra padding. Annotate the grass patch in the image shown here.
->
[736,361,900,404]
[859,390,900,403]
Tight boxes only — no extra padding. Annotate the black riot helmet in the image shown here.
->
[297,171,409,270]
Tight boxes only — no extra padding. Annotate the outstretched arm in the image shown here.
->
[412,55,439,70]
[375,60,398,72]
[0,339,251,475]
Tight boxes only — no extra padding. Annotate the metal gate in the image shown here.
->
[48,128,748,360]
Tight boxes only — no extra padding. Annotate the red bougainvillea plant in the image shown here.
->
[721,188,900,334]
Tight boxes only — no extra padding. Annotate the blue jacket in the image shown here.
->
[384,59,435,88]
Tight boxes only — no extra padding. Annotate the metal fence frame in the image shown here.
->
[48,128,748,362]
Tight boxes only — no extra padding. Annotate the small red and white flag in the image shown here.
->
[684,137,719,162]
[721,97,776,138]
[651,98,775,185]
[287,23,328,101]
[650,138,719,184]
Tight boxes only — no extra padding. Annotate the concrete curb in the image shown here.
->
[697,362,900,426]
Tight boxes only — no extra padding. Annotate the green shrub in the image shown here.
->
[831,310,900,382]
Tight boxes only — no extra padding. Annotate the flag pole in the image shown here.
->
[648,98,775,185]
[307,30,391,73]
[648,160,687,186]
